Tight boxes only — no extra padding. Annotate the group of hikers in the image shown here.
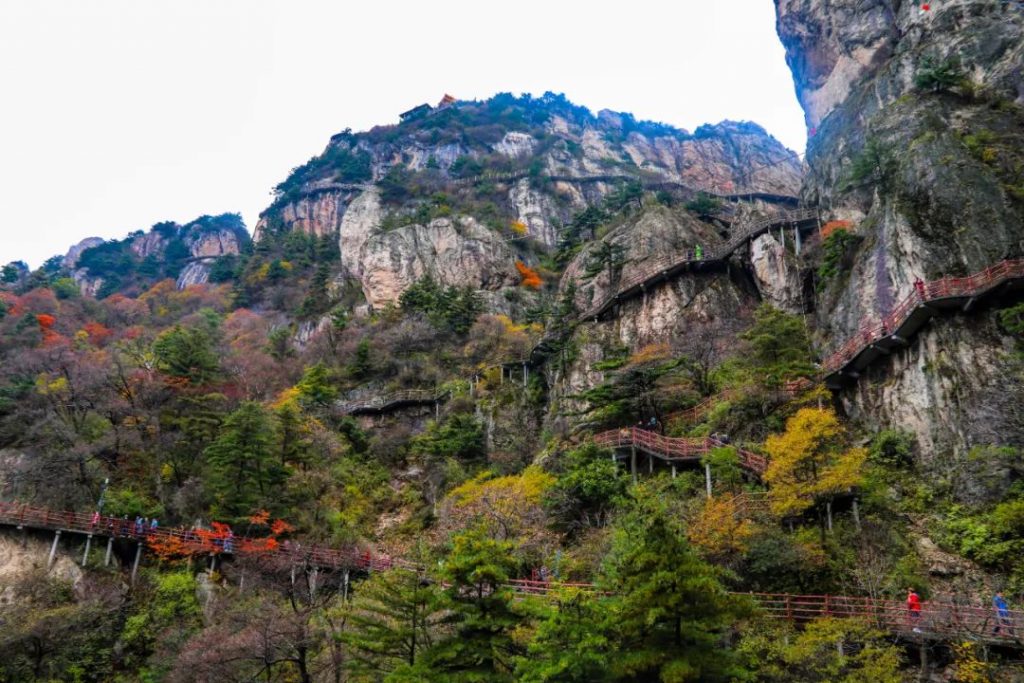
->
[88,510,235,552]
[906,587,1015,636]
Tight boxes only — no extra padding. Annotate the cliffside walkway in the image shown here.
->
[506,580,1023,646]
[579,208,819,321]
[593,427,768,478]
[3,501,1020,647]
[822,259,1024,387]
[336,389,448,415]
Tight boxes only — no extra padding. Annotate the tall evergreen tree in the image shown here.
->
[410,530,522,682]
[204,401,283,519]
[343,568,442,678]
[601,492,752,682]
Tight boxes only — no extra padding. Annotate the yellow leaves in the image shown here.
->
[764,407,865,517]
[510,220,528,236]
[440,467,556,550]
[687,496,753,559]
[951,641,995,683]
[35,373,69,397]
[160,462,174,483]
[448,466,554,508]
[272,386,302,409]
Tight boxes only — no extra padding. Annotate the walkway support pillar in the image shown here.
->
[81,534,92,567]
[47,530,61,570]
[131,542,143,585]
[523,363,528,387]
[630,445,637,485]
[342,569,350,602]
[104,536,114,567]
[705,463,713,498]
[672,464,677,479]
[851,497,861,532]
[794,226,802,255]
[648,455,653,474]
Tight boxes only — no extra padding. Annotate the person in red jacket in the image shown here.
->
[907,587,922,632]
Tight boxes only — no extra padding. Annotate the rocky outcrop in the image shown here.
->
[0,532,82,602]
[186,229,242,258]
[260,96,805,255]
[354,216,519,308]
[73,268,104,297]
[749,232,804,313]
[775,0,1024,457]
[63,237,104,269]
[130,231,167,259]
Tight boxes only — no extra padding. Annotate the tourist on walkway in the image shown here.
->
[907,587,922,632]
[91,510,100,528]
[994,592,1014,636]
[914,278,925,298]
[150,517,158,532]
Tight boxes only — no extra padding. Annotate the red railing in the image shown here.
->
[3,501,1021,644]
[580,208,817,320]
[822,259,1024,376]
[593,428,768,475]
[0,501,408,573]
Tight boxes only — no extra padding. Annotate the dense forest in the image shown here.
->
[2,52,1024,682]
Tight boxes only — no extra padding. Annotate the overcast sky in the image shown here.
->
[0,0,806,268]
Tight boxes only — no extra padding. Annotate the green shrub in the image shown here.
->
[914,56,966,93]
[817,229,857,284]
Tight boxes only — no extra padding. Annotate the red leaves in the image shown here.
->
[36,313,61,345]
[81,321,113,346]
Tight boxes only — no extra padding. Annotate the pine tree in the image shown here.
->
[204,401,283,519]
[514,590,613,683]
[410,530,522,682]
[152,325,219,385]
[601,493,752,682]
[343,568,442,678]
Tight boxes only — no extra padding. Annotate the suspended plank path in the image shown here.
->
[2,501,1021,646]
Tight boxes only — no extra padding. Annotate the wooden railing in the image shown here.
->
[593,427,768,475]
[666,378,815,426]
[0,502,408,573]
[579,208,818,320]
[822,259,1024,376]
[4,501,1021,645]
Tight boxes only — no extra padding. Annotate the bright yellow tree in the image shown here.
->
[687,496,754,562]
[764,407,866,533]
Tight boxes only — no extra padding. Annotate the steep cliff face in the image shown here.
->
[256,94,804,308]
[67,213,249,297]
[775,0,1024,457]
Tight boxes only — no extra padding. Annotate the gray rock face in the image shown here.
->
[775,0,1024,458]
[354,216,519,308]
[63,237,104,269]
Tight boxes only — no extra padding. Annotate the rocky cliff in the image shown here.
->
[775,0,1024,458]
[256,94,804,309]
[67,213,249,297]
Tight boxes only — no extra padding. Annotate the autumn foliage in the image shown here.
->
[821,220,854,239]
[515,261,542,289]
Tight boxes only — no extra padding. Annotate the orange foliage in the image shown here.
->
[248,509,270,526]
[628,342,671,366]
[821,220,854,239]
[270,519,294,536]
[515,261,542,289]
[81,321,113,346]
[510,220,528,237]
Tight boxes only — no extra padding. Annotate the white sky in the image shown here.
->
[0,0,806,268]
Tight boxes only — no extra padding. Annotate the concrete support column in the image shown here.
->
[794,226,802,255]
[131,542,143,585]
[81,534,92,567]
[630,446,637,485]
[310,567,319,600]
[104,537,114,567]
[47,530,61,570]
[705,463,713,499]
[342,569,350,602]
[671,465,677,479]
[523,363,528,386]
[852,498,861,531]
[648,455,653,474]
